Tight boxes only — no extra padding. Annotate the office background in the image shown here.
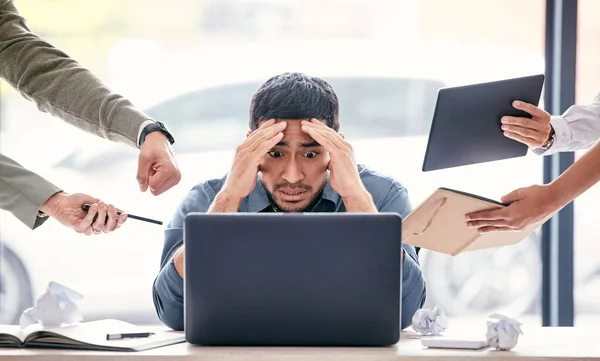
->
[0,0,596,327]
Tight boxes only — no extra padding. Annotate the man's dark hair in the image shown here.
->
[249,72,340,131]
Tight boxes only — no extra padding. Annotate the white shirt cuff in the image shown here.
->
[532,115,567,155]
[137,120,156,148]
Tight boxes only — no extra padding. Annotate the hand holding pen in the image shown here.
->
[82,204,162,227]
[38,192,127,236]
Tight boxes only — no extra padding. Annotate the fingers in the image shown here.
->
[80,202,127,234]
[150,165,181,196]
[301,119,350,153]
[477,226,514,233]
[92,202,107,232]
[501,116,550,146]
[302,125,337,151]
[243,119,276,145]
[501,116,543,130]
[116,213,128,229]
[500,188,525,204]
[254,132,285,155]
[103,206,127,232]
[246,120,287,152]
[77,203,98,234]
[501,121,541,137]
[149,170,170,196]
[503,131,540,148]
[307,119,350,149]
[138,145,182,196]
[78,193,101,205]
[137,153,152,192]
[105,204,119,232]
[512,100,545,118]
[465,208,508,222]
[501,125,543,142]
[466,218,511,228]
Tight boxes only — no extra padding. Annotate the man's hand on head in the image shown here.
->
[300,119,363,198]
[220,119,287,202]
[300,119,376,212]
[501,101,554,149]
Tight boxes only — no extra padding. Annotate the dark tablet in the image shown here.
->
[422,74,545,171]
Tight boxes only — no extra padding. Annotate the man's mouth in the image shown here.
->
[277,188,309,201]
[280,190,306,195]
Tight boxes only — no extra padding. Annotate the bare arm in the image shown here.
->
[206,191,244,213]
[548,139,600,207]
[342,190,378,213]
[466,139,600,232]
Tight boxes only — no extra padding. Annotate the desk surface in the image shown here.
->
[2,321,600,361]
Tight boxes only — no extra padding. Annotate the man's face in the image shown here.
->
[250,119,330,212]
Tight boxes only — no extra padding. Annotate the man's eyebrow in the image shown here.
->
[301,141,321,147]
[274,141,321,147]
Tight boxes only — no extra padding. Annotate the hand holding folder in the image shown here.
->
[402,188,554,256]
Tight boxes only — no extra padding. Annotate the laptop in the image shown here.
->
[422,74,545,171]
[183,212,403,346]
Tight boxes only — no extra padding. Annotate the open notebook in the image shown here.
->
[0,319,185,352]
[402,187,554,256]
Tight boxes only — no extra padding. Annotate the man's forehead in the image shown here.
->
[257,118,326,125]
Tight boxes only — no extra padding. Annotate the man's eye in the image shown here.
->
[268,151,283,158]
[303,151,319,159]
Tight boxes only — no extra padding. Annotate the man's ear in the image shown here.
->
[246,130,252,138]
[339,132,345,140]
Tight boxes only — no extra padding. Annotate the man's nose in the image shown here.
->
[282,158,304,184]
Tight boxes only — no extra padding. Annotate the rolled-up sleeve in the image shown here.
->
[377,179,426,330]
[152,183,216,330]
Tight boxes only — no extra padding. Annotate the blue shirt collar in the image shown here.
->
[247,175,340,212]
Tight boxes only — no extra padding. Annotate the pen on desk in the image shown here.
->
[106,332,155,340]
[82,204,163,225]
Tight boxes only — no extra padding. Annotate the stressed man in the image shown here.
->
[152,72,426,331]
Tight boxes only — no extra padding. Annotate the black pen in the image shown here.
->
[82,204,163,225]
[106,332,155,340]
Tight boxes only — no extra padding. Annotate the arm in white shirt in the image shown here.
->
[534,93,600,155]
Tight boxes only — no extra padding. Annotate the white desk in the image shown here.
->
[2,322,600,361]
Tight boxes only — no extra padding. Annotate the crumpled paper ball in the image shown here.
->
[411,305,448,335]
[19,281,84,329]
[485,313,523,350]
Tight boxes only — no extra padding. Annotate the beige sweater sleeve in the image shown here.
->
[0,0,153,147]
[0,154,62,229]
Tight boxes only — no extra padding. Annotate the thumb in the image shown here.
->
[73,193,101,208]
[137,152,152,192]
[500,188,526,204]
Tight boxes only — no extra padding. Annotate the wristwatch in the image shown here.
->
[139,121,175,147]
[540,129,556,151]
